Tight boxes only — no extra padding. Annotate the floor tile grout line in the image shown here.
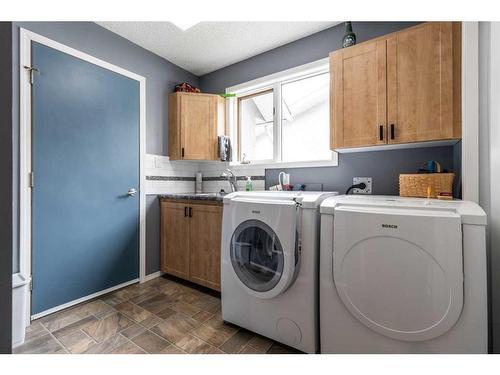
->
[15,326,48,352]
[28,321,51,342]
[80,328,97,344]
[192,321,237,348]
[188,327,241,353]
[48,331,70,354]
[174,333,218,354]
[116,335,144,354]
[38,320,52,333]
[143,325,175,346]
[51,326,98,354]
[184,331,218,349]
[143,316,223,353]
[144,318,209,351]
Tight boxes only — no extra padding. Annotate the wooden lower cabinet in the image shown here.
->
[160,199,222,291]
[189,204,222,291]
[160,201,190,279]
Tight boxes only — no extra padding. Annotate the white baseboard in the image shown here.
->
[142,271,165,283]
[31,278,139,320]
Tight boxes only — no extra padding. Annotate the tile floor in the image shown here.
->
[14,276,301,354]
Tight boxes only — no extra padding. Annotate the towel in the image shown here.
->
[218,135,232,162]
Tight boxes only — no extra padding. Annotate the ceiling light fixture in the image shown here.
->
[171,21,199,31]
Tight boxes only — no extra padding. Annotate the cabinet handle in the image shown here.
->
[181,148,185,158]
[189,207,193,217]
[184,206,188,217]
[390,124,395,140]
[379,125,384,141]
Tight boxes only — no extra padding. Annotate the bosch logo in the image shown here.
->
[251,210,261,214]
[382,224,398,229]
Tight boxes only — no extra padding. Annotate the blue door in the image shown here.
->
[31,42,140,315]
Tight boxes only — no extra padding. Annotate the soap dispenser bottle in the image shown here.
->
[245,176,253,191]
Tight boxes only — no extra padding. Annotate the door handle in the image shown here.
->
[390,124,395,140]
[379,125,384,141]
[127,188,137,197]
[184,206,188,217]
[189,207,193,217]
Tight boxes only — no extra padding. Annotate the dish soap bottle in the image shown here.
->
[245,176,253,191]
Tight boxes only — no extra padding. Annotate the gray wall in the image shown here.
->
[0,22,13,353]
[146,195,161,275]
[11,22,199,273]
[265,146,456,195]
[199,22,420,93]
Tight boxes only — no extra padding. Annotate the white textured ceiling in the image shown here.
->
[96,22,339,76]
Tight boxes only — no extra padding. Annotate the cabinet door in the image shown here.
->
[160,201,190,279]
[331,40,387,149]
[387,22,455,143]
[180,94,216,160]
[188,203,222,291]
[168,94,181,160]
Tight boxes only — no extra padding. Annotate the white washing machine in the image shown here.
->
[319,195,488,353]
[221,191,337,353]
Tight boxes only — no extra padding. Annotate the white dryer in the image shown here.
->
[319,195,488,353]
[221,191,337,353]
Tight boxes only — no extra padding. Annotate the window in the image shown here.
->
[281,73,330,162]
[230,58,335,167]
[238,90,274,163]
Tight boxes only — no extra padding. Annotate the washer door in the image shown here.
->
[231,220,285,293]
[333,206,464,342]
[228,198,300,299]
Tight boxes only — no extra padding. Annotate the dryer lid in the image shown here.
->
[224,191,338,209]
[320,195,487,225]
[332,205,464,342]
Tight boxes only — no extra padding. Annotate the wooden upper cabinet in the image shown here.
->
[169,92,225,160]
[160,201,190,279]
[387,22,461,143]
[331,40,387,149]
[188,203,222,291]
[330,22,461,150]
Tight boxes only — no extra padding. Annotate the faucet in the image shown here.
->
[220,168,238,192]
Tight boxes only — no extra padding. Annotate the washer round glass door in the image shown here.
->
[230,219,284,293]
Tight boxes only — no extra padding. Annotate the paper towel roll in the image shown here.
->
[195,172,202,193]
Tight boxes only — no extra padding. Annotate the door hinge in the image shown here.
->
[24,66,39,85]
[29,172,35,188]
[29,278,33,291]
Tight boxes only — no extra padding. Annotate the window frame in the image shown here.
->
[226,58,338,169]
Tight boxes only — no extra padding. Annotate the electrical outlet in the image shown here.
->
[353,177,372,194]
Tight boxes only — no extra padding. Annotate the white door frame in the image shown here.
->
[489,22,500,334]
[462,21,480,203]
[19,28,147,320]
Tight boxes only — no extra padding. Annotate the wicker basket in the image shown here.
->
[399,173,454,198]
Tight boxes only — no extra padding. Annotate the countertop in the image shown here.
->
[159,193,225,202]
